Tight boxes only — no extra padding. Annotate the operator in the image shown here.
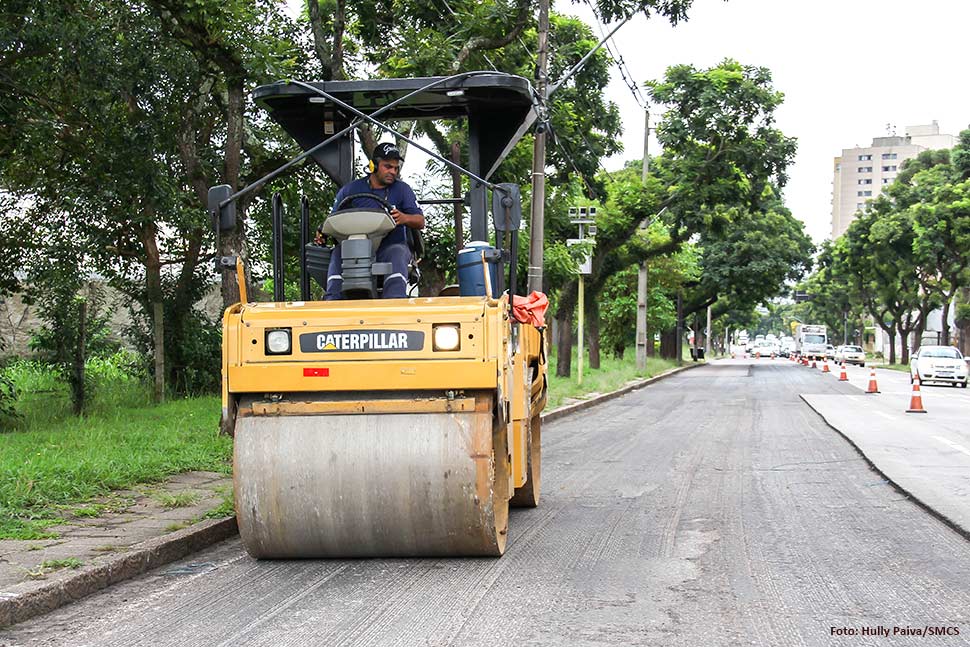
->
[325,142,425,299]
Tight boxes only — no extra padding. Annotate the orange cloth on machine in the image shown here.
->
[511,291,548,328]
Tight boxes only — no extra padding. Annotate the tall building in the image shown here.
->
[830,121,956,239]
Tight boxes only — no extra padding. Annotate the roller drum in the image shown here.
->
[233,409,509,558]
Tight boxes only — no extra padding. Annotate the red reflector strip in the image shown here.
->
[303,368,330,377]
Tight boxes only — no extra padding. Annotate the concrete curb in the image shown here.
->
[798,394,970,543]
[541,362,702,424]
[0,363,699,628]
[0,516,237,628]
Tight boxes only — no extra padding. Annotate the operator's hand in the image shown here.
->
[390,208,408,226]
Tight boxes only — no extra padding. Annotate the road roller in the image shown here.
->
[208,73,547,558]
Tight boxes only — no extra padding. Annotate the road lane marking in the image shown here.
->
[874,411,895,421]
[932,435,970,458]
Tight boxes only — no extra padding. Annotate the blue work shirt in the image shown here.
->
[332,178,423,247]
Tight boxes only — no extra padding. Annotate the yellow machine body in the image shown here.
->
[222,294,547,558]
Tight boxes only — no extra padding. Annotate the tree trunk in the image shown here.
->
[659,327,678,359]
[72,298,86,416]
[941,298,952,346]
[141,220,165,404]
[960,288,970,355]
[555,307,573,378]
[153,301,165,403]
[888,324,897,366]
[587,298,600,370]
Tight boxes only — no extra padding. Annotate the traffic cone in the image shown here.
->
[838,362,848,381]
[906,377,927,413]
[865,366,880,394]
[811,358,817,369]
[822,359,830,373]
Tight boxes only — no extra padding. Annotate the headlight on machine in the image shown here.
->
[265,328,292,355]
[432,324,461,351]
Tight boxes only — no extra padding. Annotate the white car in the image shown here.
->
[835,345,866,366]
[910,346,968,387]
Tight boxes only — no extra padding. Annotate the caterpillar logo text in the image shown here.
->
[299,329,425,353]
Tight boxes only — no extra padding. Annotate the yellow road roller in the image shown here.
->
[208,73,547,558]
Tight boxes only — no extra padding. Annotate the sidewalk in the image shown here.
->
[0,472,236,627]
[0,363,700,628]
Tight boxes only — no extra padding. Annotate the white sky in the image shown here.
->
[284,0,970,243]
[559,0,970,242]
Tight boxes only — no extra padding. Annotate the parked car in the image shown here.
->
[835,345,866,366]
[910,346,968,387]
[824,344,836,360]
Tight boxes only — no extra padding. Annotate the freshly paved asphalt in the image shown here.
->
[2,359,969,646]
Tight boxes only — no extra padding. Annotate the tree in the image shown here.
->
[0,0,302,398]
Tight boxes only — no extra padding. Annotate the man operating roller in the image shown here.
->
[325,142,425,299]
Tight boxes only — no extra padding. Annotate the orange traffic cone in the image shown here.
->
[822,359,830,373]
[906,377,927,413]
[865,366,880,394]
[838,362,848,381]
[811,358,817,369]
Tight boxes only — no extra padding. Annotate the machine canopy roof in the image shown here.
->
[253,74,537,186]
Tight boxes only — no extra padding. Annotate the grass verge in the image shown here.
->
[0,395,228,539]
[546,347,681,410]
[879,363,911,373]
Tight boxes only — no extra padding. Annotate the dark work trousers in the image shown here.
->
[325,241,411,300]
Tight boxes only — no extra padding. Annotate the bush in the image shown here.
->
[1,351,150,427]
[127,298,221,397]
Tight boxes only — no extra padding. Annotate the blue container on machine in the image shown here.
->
[457,241,501,297]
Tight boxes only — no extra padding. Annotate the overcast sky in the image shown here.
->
[559,0,970,242]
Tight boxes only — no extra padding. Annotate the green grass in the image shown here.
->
[41,557,82,570]
[154,491,200,509]
[201,487,235,520]
[879,363,912,373]
[69,505,103,518]
[3,353,152,428]
[165,521,190,533]
[26,557,84,580]
[545,347,680,410]
[0,395,229,539]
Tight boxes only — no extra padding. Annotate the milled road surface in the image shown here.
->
[3,361,969,646]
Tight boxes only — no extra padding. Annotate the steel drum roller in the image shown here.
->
[233,408,509,558]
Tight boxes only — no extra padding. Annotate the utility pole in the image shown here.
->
[676,292,683,365]
[527,0,550,294]
[451,141,463,257]
[636,109,650,369]
[705,304,712,357]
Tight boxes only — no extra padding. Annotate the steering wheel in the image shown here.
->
[334,193,394,214]
[331,192,421,258]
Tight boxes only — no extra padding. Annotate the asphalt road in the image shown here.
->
[3,362,969,647]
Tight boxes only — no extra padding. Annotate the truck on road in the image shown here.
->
[795,324,828,360]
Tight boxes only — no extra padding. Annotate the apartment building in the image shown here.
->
[830,121,956,239]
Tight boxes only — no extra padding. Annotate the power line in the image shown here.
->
[581,0,646,108]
